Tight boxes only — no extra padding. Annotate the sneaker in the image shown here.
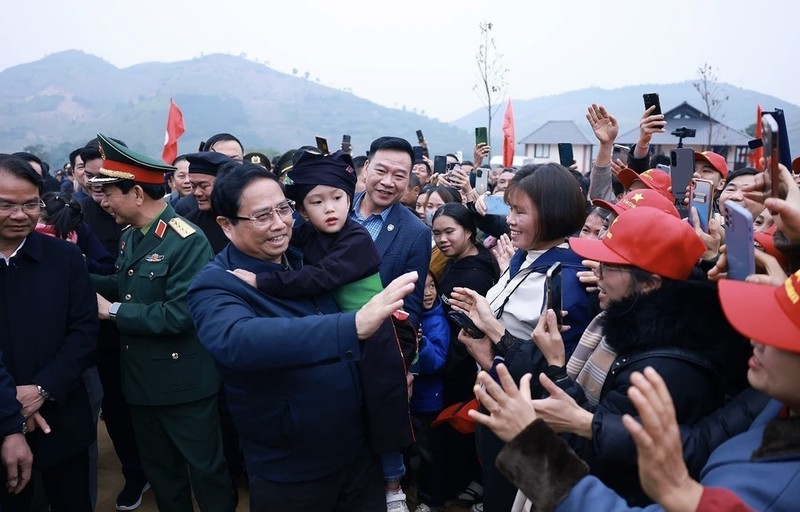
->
[471,504,484,512]
[386,488,409,512]
[115,480,151,511]
[414,504,443,512]
[455,481,483,507]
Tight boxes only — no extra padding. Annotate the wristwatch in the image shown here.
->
[108,302,122,320]
[37,385,54,401]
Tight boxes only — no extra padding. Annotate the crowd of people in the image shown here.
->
[0,97,798,512]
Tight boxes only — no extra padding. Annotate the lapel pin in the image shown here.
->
[387,224,395,232]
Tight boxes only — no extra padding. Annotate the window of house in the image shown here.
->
[534,144,550,158]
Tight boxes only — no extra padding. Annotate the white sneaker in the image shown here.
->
[386,488,409,512]
[414,504,443,512]
[471,503,484,512]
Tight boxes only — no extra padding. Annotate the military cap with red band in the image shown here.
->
[87,133,176,185]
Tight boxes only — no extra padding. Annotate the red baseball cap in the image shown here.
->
[754,225,788,270]
[593,189,680,219]
[617,168,673,201]
[431,399,478,433]
[719,272,800,353]
[569,208,704,280]
[695,151,729,179]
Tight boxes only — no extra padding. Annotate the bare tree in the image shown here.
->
[474,22,509,150]
[693,63,729,149]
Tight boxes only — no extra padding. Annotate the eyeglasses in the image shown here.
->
[595,262,634,279]
[233,200,295,227]
[0,200,45,215]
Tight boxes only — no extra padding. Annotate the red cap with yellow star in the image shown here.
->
[569,207,704,280]
[593,189,680,219]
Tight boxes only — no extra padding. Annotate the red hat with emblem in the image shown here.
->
[695,151,729,179]
[593,189,680,219]
[569,208,704,280]
[617,168,673,201]
[719,271,800,353]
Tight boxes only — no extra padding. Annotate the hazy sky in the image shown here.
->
[3,0,799,122]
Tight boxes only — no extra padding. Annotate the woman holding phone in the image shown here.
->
[429,202,499,509]
[449,163,594,511]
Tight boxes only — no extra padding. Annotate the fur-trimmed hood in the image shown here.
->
[602,278,749,380]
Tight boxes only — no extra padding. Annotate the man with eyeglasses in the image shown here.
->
[88,135,235,511]
[0,154,98,511]
[187,162,419,511]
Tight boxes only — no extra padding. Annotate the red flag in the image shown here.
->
[502,99,515,168]
[749,104,763,170]
[162,98,185,164]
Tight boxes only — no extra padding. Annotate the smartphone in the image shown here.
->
[474,168,489,195]
[670,147,695,204]
[433,155,447,174]
[413,146,424,162]
[475,127,488,146]
[558,143,574,168]
[688,179,714,232]
[545,262,563,326]
[611,144,631,166]
[341,134,351,153]
[656,163,671,176]
[643,92,662,116]
[315,136,330,155]
[484,195,510,215]
[723,201,755,281]
[762,112,780,199]
[762,109,792,170]
[416,129,424,144]
[447,310,485,339]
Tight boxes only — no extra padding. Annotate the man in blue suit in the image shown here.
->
[187,164,418,511]
[350,136,431,329]
[349,136,431,508]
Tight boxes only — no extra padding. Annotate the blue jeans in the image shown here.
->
[380,451,406,483]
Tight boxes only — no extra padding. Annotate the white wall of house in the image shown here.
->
[521,143,593,171]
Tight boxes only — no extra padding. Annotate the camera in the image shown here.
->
[670,126,696,139]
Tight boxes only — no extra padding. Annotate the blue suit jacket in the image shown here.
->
[188,245,367,483]
[353,193,431,329]
[0,232,98,468]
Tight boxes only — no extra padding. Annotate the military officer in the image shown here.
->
[89,134,234,512]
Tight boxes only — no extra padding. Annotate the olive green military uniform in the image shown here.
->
[90,134,233,512]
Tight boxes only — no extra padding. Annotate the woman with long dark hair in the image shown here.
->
[37,192,115,275]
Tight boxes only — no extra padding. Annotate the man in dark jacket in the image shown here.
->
[188,164,418,511]
[0,154,98,511]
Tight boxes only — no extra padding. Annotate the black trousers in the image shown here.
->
[97,348,146,483]
[0,450,91,512]
[248,445,384,512]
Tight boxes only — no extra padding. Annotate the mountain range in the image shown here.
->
[1,50,799,167]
